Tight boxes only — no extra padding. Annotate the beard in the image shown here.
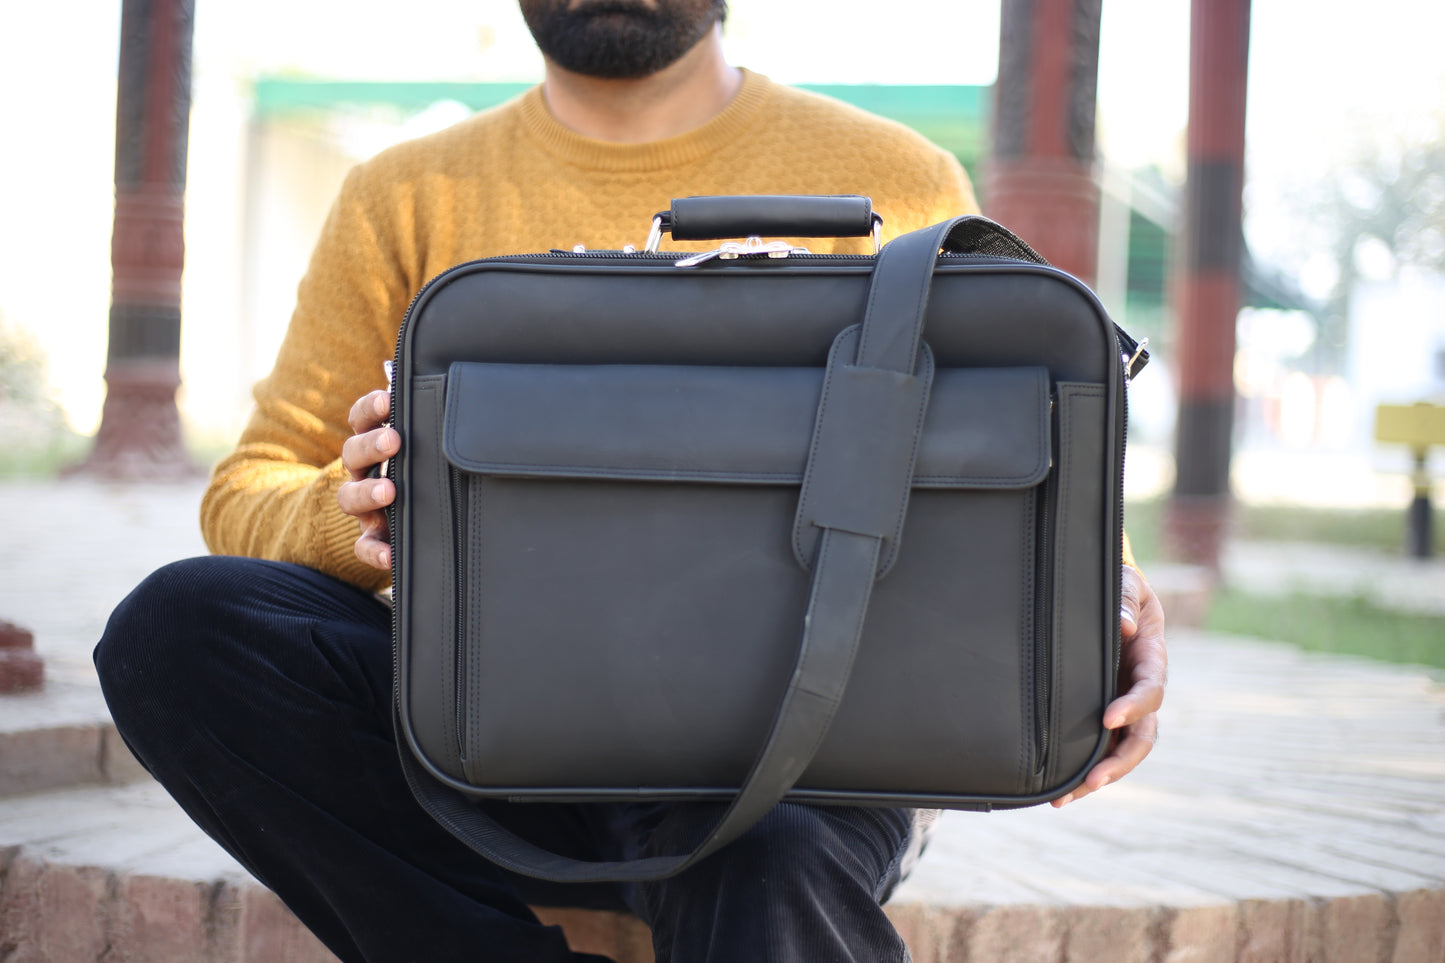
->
[520,0,728,79]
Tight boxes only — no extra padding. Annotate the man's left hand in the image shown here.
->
[1052,564,1167,807]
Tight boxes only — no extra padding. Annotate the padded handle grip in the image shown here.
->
[661,195,877,241]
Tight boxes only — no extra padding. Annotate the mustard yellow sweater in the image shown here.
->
[201,70,984,590]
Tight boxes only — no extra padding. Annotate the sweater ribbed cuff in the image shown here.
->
[316,459,392,594]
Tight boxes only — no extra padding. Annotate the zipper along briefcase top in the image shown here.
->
[388,195,1148,883]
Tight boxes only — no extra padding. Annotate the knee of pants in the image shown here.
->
[689,803,907,896]
[94,556,250,720]
[636,804,913,952]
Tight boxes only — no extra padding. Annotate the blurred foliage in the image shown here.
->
[0,319,83,478]
[1,434,90,479]
[1205,589,1445,670]
[0,321,49,406]
[1334,132,1445,272]
[0,319,235,479]
[1281,114,1445,368]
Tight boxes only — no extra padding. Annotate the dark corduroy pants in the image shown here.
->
[94,556,915,963]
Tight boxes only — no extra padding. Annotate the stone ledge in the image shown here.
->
[0,722,150,797]
[2,847,1441,963]
[0,680,149,796]
[3,780,1444,963]
[0,620,44,694]
[0,852,336,963]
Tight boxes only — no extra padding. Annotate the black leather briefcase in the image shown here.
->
[388,195,1146,882]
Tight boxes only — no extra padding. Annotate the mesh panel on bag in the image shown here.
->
[945,217,1049,264]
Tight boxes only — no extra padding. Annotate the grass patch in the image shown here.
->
[1234,503,1417,552]
[1204,589,1445,670]
[1,433,90,480]
[1122,497,1427,566]
[1124,498,1443,669]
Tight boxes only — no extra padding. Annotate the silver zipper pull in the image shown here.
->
[675,238,809,268]
[383,360,394,392]
[673,238,751,266]
[674,246,730,268]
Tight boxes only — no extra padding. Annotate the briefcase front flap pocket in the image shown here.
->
[420,360,1062,798]
[441,360,1051,488]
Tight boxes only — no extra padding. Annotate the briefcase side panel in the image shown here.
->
[1046,383,1117,789]
[395,374,467,781]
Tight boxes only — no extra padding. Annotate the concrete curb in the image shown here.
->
[0,681,149,797]
[2,846,1441,962]
[0,851,335,963]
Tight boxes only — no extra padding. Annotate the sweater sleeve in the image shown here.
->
[201,164,412,592]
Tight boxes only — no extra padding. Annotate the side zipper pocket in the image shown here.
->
[1031,393,1059,790]
[450,466,468,767]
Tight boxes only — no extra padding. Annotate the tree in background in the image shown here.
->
[1280,115,1445,369]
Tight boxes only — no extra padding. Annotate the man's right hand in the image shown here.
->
[339,389,399,571]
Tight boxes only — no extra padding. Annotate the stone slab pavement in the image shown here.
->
[1220,539,1445,616]
[2,479,1444,962]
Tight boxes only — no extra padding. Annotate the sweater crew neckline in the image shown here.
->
[517,68,773,173]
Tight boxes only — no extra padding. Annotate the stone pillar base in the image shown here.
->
[0,621,44,694]
[67,360,201,481]
[1165,494,1233,574]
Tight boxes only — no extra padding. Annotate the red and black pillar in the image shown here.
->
[1167,0,1251,569]
[73,0,197,478]
[987,0,1103,286]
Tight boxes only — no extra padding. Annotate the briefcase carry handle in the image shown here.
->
[646,194,884,251]
[399,215,1097,883]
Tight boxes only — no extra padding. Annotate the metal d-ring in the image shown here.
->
[644,216,665,253]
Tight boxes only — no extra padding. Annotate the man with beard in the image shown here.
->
[95,2,1167,961]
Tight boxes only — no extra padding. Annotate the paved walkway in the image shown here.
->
[2,479,1443,962]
